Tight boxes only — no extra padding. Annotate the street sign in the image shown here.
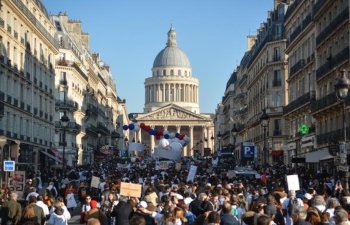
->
[3,161,15,171]
[339,165,349,172]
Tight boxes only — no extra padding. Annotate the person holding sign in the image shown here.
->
[110,196,134,225]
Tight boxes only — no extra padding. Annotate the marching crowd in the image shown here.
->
[0,154,349,225]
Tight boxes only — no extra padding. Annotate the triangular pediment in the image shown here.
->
[137,104,210,121]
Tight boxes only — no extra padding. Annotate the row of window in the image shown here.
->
[153,69,191,77]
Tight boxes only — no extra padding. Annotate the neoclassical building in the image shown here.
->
[133,27,214,156]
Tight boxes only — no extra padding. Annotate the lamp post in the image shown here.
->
[260,109,269,166]
[211,135,214,152]
[60,112,69,173]
[231,124,238,158]
[217,132,222,151]
[335,69,350,190]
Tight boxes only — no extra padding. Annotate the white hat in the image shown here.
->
[206,183,212,187]
[217,184,223,188]
[304,193,313,200]
[138,201,147,208]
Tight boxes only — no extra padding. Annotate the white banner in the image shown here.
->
[129,143,145,152]
[154,142,182,160]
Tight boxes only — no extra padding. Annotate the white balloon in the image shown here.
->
[133,123,140,132]
[169,132,176,139]
[170,141,183,152]
[163,130,169,135]
[158,138,170,148]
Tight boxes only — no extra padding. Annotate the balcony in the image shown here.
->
[55,121,81,134]
[55,100,78,111]
[289,25,302,45]
[20,101,25,110]
[6,95,12,104]
[313,0,327,17]
[0,55,4,64]
[284,0,302,21]
[13,98,18,107]
[86,104,98,116]
[316,47,349,80]
[86,124,99,134]
[59,79,67,86]
[34,107,38,115]
[97,122,109,135]
[311,92,337,113]
[14,31,18,40]
[317,128,344,145]
[316,8,349,46]
[289,59,305,79]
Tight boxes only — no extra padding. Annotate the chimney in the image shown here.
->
[247,35,256,51]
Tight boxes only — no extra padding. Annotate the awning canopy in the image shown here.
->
[305,148,333,163]
[40,150,63,163]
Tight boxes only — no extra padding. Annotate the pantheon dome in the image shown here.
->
[144,26,200,113]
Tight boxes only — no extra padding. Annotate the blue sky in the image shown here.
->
[43,0,273,113]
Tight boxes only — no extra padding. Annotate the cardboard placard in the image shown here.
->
[120,182,142,198]
[9,171,25,199]
[286,174,300,191]
[186,165,197,182]
[90,176,100,189]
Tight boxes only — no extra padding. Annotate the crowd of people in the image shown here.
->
[0,154,349,225]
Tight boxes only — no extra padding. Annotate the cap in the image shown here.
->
[138,201,147,208]
[206,183,212,187]
[304,193,312,200]
[217,184,222,188]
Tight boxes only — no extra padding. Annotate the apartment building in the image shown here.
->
[0,0,58,172]
[283,0,317,167]
[310,0,349,173]
[52,13,127,166]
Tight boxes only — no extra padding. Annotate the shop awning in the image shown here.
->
[40,150,63,163]
[305,148,333,163]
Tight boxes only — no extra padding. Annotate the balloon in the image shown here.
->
[133,123,140,132]
[148,129,154,135]
[123,125,129,130]
[158,138,170,148]
[152,129,158,136]
[164,134,170,139]
[169,132,175,139]
[175,133,180,138]
[128,124,135,130]
[163,130,169,135]
[156,135,161,140]
[140,123,146,129]
[145,126,151,132]
[158,130,164,136]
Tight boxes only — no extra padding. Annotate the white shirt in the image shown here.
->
[36,201,50,216]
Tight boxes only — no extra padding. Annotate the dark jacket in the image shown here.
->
[110,201,133,225]
[189,199,203,217]
[6,199,22,224]
[220,214,240,225]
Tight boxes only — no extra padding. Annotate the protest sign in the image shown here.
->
[286,174,300,191]
[120,182,142,198]
[129,143,145,152]
[186,165,197,182]
[90,176,100,189]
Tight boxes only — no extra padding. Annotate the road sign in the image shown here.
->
[3,161,15,171]
[339,165,349,172]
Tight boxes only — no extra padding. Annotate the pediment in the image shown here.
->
[137,104,210,121]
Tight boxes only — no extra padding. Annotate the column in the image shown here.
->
[163,84,165,102]
[167,84,171,101]
[157,84,160,102]
[138,130,142,143]
[207,126,211,151]
[189,126,194,156]
[176,125,181,133]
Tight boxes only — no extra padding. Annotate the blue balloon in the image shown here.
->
[129,124,135,130]
[152,129,158,135]
[164,134,170,139]
[123,125,129,130]
[148,129,154,135]
[175,133,180,138]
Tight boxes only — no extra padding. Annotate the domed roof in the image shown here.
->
[153,26,191,68]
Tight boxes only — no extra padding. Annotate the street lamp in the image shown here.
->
[60,112,70,173]
[231,124,238,157]
[217,131,222,151]
[260,108,269,166]
[211,135,214,152]
[335,69,350,190]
